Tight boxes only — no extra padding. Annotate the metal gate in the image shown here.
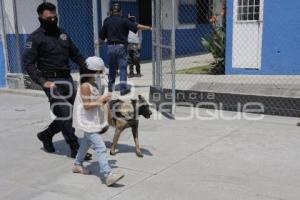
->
[151,0,217,116]
[152,0,177,116]
[151,0,300,118]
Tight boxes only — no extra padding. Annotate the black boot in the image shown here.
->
[37,129,55,153]
[69,141,79,158]
[69,142,92,161]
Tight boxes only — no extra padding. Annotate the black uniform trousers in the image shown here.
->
[43,76,78,146]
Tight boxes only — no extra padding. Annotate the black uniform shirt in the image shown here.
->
[22,27,85,85]
[100,15,138,44]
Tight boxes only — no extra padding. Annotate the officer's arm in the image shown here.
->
[137,24,152,31]
[22,36,46,85]
[68,36,86,70]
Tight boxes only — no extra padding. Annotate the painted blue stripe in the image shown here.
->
[0,35,5,87]
[6,34,28,73]
[225,0,233,75]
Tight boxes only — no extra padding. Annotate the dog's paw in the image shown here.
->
[136,151,143,158]
[110,150,117,156]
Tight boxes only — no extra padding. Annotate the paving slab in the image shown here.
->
[1,83,300,200]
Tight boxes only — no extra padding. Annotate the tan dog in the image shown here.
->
[106,95,152,157]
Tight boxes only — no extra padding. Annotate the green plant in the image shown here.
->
[176,65,212,74]
[201,26,226,75]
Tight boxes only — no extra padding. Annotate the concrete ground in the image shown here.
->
[2,62,300,200]
[1,91,300,199]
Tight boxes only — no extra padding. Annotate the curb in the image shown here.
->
[0,88,46,98]
[149,86,300,118]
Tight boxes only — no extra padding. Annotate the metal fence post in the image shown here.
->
[155,0,162,89]
[171,0,176,115]
[92,0,100,57]
[151,0,156,87]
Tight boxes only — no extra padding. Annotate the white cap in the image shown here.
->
[85,56,105,71]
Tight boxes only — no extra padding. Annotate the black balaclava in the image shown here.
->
[39,17,59,36]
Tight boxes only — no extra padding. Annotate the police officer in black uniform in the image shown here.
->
[100,3,151,96]
[22,2,91,159]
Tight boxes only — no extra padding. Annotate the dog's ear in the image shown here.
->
[138,95,145,101]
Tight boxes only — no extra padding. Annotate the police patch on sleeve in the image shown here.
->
[59,34,68,41]
[26,41,32,49]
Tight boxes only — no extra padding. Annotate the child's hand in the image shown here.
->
[97,95,111,104]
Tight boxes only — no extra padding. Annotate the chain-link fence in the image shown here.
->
[0,0,154,90]
[1,0,300,117]
[0,0,99,89]
[151,0,300,117]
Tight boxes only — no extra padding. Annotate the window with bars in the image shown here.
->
[237,0,260,21]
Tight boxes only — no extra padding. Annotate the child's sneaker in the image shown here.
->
[105,172,124,186]
[72,164,90,175]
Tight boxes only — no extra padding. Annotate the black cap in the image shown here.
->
[111,3,121,13]
[37,2,56,15]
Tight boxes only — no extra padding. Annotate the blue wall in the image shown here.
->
[58,0,95,69]
[160,25,211,59]
[226,0,300,75]
[0,35,5,87]
[6,34,27,73]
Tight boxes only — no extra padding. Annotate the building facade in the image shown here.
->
[225,0,300,75]
[0,0,215,87]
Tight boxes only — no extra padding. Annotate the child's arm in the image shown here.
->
[80,83,110,110]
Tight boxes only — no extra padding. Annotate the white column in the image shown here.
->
[101,0,110,23]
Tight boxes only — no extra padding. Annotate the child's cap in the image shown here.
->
[85,56,105,71]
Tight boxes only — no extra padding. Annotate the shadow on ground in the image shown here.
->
[40,138,153,158]
[105,141,153,156]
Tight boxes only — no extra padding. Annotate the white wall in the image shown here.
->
[161,0,178,30]
[161,0,201,30]
[212,0,225,27]
[3,0,15,34]
[101,0,110,23]
[3,0,58,34]
[16,0,44,34]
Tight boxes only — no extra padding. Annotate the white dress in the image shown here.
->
[73,83,108,133]
[128,30,142,44]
